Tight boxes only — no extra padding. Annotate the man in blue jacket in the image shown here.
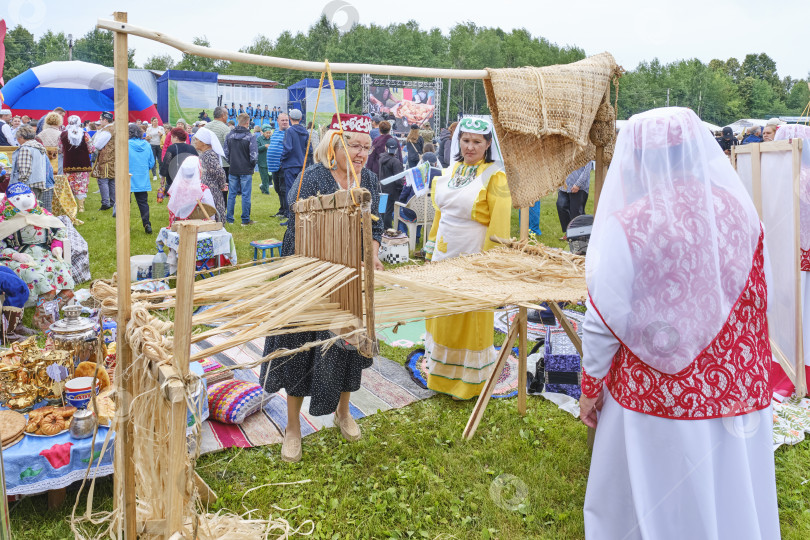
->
[266,113,289,217]
[224,113,259,225]
[279,109,311,225]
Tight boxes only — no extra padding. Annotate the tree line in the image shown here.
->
[3,18,807,126]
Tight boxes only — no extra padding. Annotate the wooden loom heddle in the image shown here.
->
[291,188,377,358]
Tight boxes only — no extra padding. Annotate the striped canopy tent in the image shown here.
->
[0,60,159,123]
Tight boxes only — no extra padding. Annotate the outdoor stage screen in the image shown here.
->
[368,86,436,134]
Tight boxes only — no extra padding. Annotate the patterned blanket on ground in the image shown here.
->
[191,334,434,454]
[773,397,810,450]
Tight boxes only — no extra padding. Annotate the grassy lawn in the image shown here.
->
[8,173,810,539]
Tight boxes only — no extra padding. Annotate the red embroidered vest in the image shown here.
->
[583,234,771,419]
[802,249,810,272]
[60,130,92,172]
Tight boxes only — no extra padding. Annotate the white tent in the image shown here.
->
[616,118,722,133]
[725,119,769,135]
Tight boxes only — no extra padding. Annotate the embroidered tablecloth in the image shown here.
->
[155,227,237,274]
[2,425,115,496]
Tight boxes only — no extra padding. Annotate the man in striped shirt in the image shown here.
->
[266,113,289,217]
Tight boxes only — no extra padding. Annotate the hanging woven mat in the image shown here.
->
[484,52,622,208]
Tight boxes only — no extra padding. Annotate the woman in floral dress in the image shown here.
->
[0,183,74,330]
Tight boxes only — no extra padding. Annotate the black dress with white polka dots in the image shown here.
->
[260,163,383,416]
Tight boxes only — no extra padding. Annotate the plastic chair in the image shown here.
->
[393,193,435,252]
[250,239,283,262]
[378,193,388,214]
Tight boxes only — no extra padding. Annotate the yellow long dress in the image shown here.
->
[423,160,512,399]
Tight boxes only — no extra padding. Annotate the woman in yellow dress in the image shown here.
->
[423,117,512,399]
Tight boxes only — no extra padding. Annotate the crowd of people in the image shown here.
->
[0,101,797,539]
[716,117,786,155]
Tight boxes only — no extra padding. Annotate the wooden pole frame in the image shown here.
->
[96,18,488,80]
[102,20,604,526]
[111,11,137,540]
[731,139,806,397]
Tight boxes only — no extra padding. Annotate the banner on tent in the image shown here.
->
[368,86,435,134]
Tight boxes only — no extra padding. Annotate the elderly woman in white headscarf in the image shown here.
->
[58,115,94,211]
[167,156,217,225]
[190,127,227,222]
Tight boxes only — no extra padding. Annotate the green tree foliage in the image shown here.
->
[3,25,37,81]
[225,18,583,119]
[175,37,228,73]
[787,81,810,114]
[35,30,69,65]
[143,54,176,71]
[618,52,803,124]
[72,29,137,68]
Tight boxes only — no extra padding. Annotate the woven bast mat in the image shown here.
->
[191,334,434,454]
[484,52,622,207]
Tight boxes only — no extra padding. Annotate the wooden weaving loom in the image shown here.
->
[84,12,613,539]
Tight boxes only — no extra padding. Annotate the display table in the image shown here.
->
[2,360,209,497]
[155,226,237,274]
[3,425,115,496]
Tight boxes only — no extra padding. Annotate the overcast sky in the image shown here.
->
[4,0,807,78]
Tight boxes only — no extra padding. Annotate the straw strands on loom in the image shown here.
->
[70,301,313,539]
[376,243,586,324]
[94,255,366,362]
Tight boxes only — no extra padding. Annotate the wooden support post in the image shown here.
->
[793,139,807,397]
[517,206,529,415]
[594,146,605,213]
[751,144,762,217]
[111,11,137,540]
[47,488,67,510]
[464,322,520,440]
[167,221,198,535]
[517,307,528,415]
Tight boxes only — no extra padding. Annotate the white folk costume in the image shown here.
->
[774,124,810,369]
[423,117,512,399]
[581,108,779,540]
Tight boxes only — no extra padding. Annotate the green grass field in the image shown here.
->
[8,173,810,539]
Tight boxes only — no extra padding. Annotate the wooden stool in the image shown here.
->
[250,239,282,261]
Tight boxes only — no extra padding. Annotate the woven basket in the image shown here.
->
[485,52,620,208]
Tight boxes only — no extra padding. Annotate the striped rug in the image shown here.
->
[191,334,435,454]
